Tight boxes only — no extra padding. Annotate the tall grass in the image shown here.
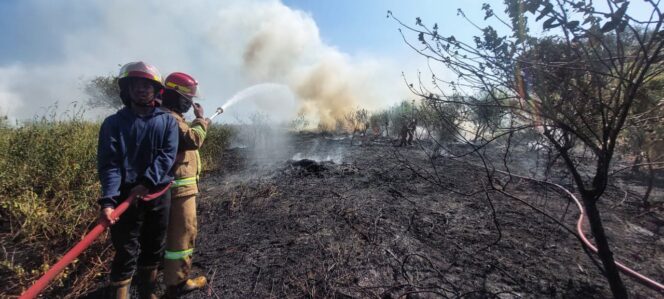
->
[0,114,101,297]
[200,124,235,172]
[0,115,232,297]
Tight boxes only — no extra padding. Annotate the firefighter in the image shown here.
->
[407,119,417,146]
[398,124,407,146]
[97,62,178,299]
[160,72,209,297]
[398,119,417,147]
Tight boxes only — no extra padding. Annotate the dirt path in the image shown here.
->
[187,134,663,298]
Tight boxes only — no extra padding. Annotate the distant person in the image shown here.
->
[160,72,210,298]
[97,62,178,299]
[398,122,409,147]
[407,119,417,146]
[398,119,417,147]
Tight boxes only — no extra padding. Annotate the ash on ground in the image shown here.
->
[185,133,663,298]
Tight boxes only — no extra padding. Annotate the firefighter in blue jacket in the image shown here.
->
[97,61,179,299]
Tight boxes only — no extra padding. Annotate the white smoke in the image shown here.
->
[0,65,25,118]
[0,0,409,125]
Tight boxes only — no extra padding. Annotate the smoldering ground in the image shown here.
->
[183,133,664,299]
[222,116,349,182]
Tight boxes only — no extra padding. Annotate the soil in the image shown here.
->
[178,133,664,298]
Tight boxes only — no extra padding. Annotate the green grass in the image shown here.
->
[200,124,235,172]
[0,116,100,297]
[0,116,232,298]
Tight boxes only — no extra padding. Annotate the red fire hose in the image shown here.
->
[550,181,664,292]
[19,184,171,299]
[487,166,664,293]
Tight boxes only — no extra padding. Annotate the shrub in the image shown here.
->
[0,116,233,297]
[200,123,235,172]
[0,117,101,297]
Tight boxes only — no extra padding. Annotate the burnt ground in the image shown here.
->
[182,133,663,299]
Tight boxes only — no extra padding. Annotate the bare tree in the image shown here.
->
[623,72,664,206]
[418,94,464,147]
[391,0,663,297]
[369,111,389,138]
[84,75,121,110]
[345,108,369,145]
[289,112,311,133]
[468,92,507,143]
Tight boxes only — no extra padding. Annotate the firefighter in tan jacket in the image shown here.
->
[161,72,210,297]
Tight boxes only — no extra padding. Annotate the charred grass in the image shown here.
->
[191,134,663,298]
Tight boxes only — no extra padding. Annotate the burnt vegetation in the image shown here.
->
[383,0,664,297]
[193,0,662,297]
[192,130,662,298]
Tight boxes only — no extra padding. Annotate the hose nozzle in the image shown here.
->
[209,107,224,120]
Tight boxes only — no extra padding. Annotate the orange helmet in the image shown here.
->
[118,61,164,106]
[164,72,198,100]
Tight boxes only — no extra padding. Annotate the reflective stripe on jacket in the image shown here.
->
[167,110,208,198]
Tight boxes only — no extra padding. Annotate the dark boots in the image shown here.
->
[164,276,207,298]
[137,267,159,299]
[108,278,131,299]
[108,268,162,299]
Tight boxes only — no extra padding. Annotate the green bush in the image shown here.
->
[200,124,235,172]
[0,117,101,297]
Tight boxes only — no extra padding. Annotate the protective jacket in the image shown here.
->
[168,110,208,198]
[97,106,179,208]
[162,109,207,288]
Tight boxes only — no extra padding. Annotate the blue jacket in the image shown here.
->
[97,106,178,208]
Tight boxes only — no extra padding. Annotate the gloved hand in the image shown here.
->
[99,207,118,225]
[193,103,205,119]
[130,184,150,201]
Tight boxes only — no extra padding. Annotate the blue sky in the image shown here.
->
[281,0,494,58]
[281,0,660,58]
[0,2,99,65]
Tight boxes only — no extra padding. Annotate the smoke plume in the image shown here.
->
[0,0,408,125]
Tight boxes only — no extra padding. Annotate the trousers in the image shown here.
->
[164,194,198,286]
[110,189,171,282]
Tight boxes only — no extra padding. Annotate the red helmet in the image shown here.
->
[164,72,198,100]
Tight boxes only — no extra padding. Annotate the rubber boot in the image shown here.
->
[108,278,131,299]
[138,267,159,299]
[164,276,207,298]
[184,276,207,291]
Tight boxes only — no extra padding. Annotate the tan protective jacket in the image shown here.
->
[168,110,208,198]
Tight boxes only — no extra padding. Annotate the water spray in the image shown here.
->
[221,83,293,111]
[209,83,294,123]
